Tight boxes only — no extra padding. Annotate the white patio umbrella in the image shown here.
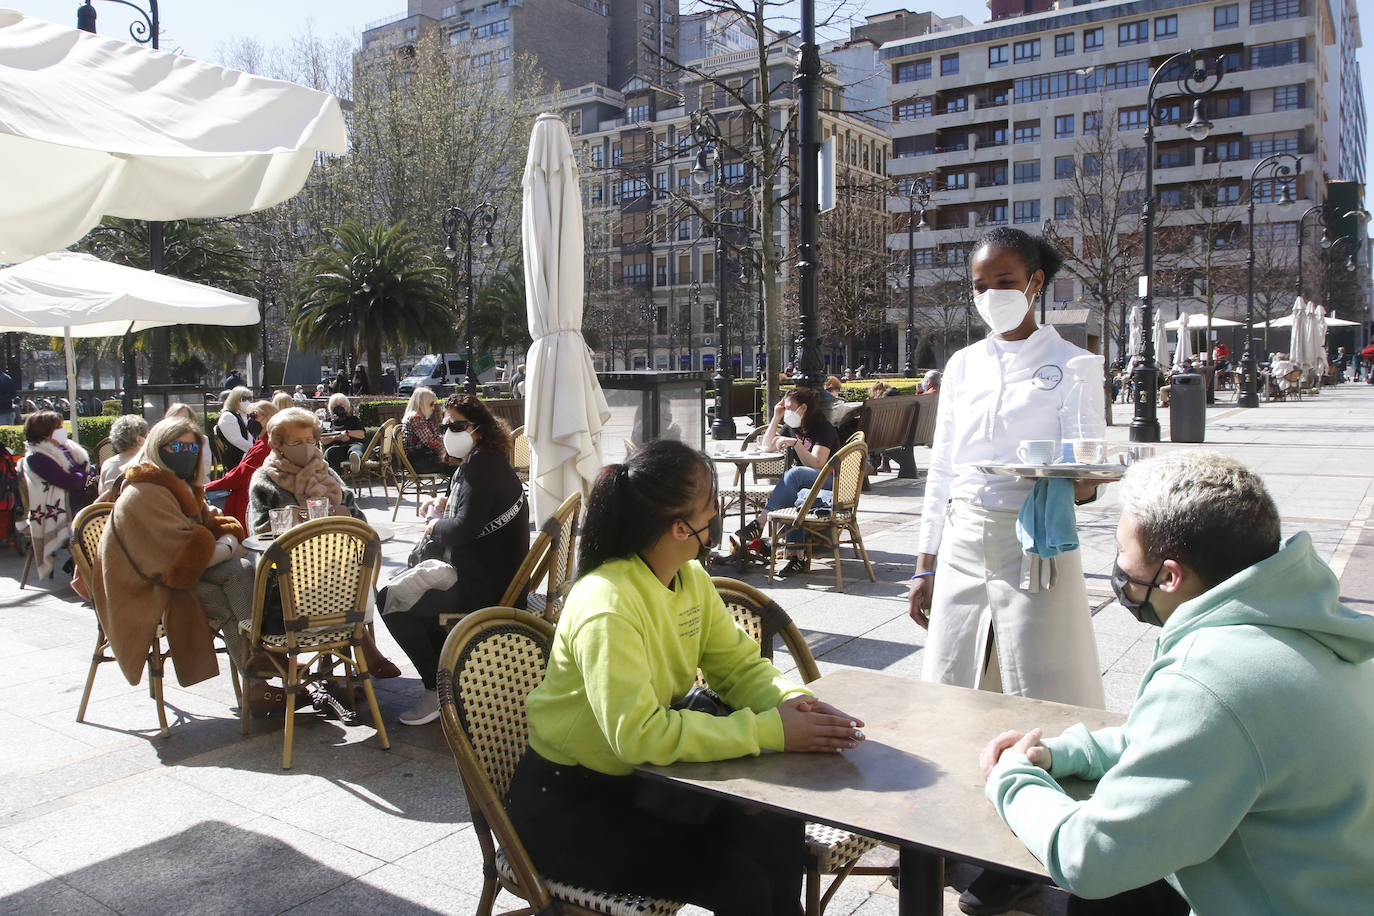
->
[1125,303,1143,373]
[1172,307,1194,370]
[1262,314,1359,328]
[1287,297,1309,370]
[1308,300,1328,375]
[1164,313,1242,329]
[1152,303,1171,372]
[522,112,610,526]
[0,251,259,444]
[0,10,347,262]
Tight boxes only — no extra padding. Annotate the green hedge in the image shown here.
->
[357,400,407,427]
[0,415,121,453]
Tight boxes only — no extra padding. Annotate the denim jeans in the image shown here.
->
[765,466,831,546]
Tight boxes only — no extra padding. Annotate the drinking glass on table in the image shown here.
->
[269,507,295,537]
[306,497,330,521]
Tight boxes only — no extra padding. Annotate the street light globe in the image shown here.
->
[1278,183,1295,207]
[1183,99,1213,141]
[691,151,712,186]
[915,209,929,231]
[444,243,457,260]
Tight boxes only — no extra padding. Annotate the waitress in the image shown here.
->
[908,226,1104,913]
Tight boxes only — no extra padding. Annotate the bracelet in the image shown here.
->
[910,571,935,580]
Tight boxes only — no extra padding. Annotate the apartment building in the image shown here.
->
[880,0,1367,363]
[565,16,890,371]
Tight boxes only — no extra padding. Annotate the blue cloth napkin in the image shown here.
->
[1016,477,1078,558]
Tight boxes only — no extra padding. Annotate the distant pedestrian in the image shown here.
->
[222,368,243,391]
[331,368,349,395]
[351,364,371,395]
[379,368,397,396]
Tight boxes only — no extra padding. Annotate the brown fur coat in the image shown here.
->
[91,464,245,687]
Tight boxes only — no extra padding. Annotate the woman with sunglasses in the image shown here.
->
[380,394,528,726]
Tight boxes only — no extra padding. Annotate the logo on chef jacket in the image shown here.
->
[1031,364,1064,390]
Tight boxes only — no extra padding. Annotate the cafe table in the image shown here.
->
[638,669,1123,916]
[709,445,785,527]
[242,520,396,552]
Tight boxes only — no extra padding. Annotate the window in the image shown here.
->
[678,218,691,240]
[442,4,457,15]
[911,249,935,269]
[1083,153,1101,175]
[942,97,968,114]
[1083,27,1103,50]
[590,145,604,168]
[1012,59,1148,103]
[654,172,668,199]
[721,162,747,184]
[1251,0,1301,23]
[941,54,959,76]
[893,61,917,83]
[1273,84,1303,110]
[656,262,667,287]
[1055,114,1074,138]
[913,59,932,80]
[1054,197,1074,219]
[1118,107,1147,131]
[1013,200,1040,224]
[1054,156,1075,179]
[1055,33,1074,56]
[1250,40,1302,69]
[1013,121,1041,144]
[1014,160,1041,183]
[622,262,648,284]
[1215,3,1239,28]
[642,2,653,13]
[1155,15,1178,39]
[1119,21,1147,45]
[1252,177,1297,202]
[986,204,1007,226]
[1159,188,1188,209]
[1249,132,1300,156]
[1122,190,1147,213]
[1216,184,1241,204]
[1207,138,1241,162]
[1013,39,1040,63]
[611,143,622,166]
[589,185,603,204]
[894,100,930,121]
[1118,149,1146,172]
[1252,222,1299,246]
[1083,111,1101,135]
[1053,278,1074,302]
[472,18,508,38]
[988,45,1008,68]
[627,103,650,123]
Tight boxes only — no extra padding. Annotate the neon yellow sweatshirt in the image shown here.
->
[526,555,811,776]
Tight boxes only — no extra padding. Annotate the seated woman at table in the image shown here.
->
[88,416,286,709]
[321,393,366,475]
[247,407,399,678]
[204,400,276,529]
[98,414,148,493]
[215,386,255,471]
[506,439,864,916]
[730,386,839,576]
[380,394,528,726]
[21,410,92,579]
[400,387,451,474]
[163,402,213,481]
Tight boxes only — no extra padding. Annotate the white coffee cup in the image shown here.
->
[1017,439,1059,466]
[1070,439,1107,465]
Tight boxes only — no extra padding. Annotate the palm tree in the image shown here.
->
[474,262,531,370]
[295,220,454,379]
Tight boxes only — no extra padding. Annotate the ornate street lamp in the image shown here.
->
[901,176,932,378]
[1296,204,1369,299]
[78,0,160,411]
[1242,153,1300,407]
[442,202,497,395]
[691,108,736,439]
[792,0,825,390]
[1135,50,1226,441]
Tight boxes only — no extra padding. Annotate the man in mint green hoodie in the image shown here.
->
[981,450,1374,915]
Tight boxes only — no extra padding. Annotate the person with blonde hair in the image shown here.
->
[204,400,276,529]
[271,390,294,412]
[322,392,365,474]
[401,387,449,474]
[215,385,255,470]
[164,402,212,480]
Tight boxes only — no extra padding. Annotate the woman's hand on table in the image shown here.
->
[979,728,1051,780]
[779,695,866,753]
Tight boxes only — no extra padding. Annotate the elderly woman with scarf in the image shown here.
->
[91,416,265,700]
[21,410,91,578]
[248,407,400,678]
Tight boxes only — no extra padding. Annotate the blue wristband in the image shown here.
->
[910,571,935,580]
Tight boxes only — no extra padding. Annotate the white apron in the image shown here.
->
[922,499,1104,708]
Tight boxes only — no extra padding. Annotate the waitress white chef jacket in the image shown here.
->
[917,325,1104,556]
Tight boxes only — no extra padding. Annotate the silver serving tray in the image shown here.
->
[977,463,1126,480]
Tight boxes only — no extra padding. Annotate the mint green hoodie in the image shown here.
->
[986,532,1374,914]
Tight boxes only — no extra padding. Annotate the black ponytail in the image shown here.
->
[577,439,717,578]
[974,226,1063,282]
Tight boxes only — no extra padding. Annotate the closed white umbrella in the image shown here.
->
[1172,307,1194,370]
[1125,304,1143,374]
[1308,300,1328,376]
[522,112,610,526]
[0,10,347,263]
[1288,297,1308,371]
[0,251,259,444]
[1153,304,1171,372]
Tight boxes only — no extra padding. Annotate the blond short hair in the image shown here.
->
[406,387,436,417]
[266,407,321,449]
[223,386,254,414]
[327,393,353,416]
[271,391,294,412]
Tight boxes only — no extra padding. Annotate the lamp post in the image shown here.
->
[901,177,932,378]
[692,108,736,439]
[1135,50,1225,441]
[1242,153,1301,407]
[792,0,825,390]
[689,280,700,371]
[78,0,160,411]
[1296,204,1368,299]
[1040,218,1057,324]
[442,202,498,396]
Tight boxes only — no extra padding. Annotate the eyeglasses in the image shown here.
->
[163,441,201,455]
[441,420,473,433]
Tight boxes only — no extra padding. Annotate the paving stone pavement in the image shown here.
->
[2,382,1371,916]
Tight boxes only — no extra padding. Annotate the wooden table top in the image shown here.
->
[640,669,1124,879]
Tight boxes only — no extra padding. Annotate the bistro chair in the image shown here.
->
[510,425,530,485]
[93,437,116,469]
[766,437,876,591]
[435,520,554,632]
[15,463,36,588]
[436,607,684,916]
[343,418,396,498]
[711,577,895,916]
[526,491,580,623]
[388,423,451,520]
[717,425,788,521]
[240,516,390,768]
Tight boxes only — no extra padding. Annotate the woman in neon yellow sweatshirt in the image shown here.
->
[508,439,864,915]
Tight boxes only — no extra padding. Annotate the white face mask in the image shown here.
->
[443,429,474,459]
[783,409,804,429]
[973,278,1035,335]
[51,426,68,444]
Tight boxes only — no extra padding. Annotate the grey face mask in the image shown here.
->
[280,442,319,467]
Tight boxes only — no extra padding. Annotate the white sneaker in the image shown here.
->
[349,450,362,475]
[399,688,440,726]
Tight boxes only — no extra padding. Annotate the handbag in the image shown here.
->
[632,685,736,824]
[407,533,446,568]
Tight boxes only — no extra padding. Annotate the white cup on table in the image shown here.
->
[1016,439,1059,466]
[1070,439,1107,465]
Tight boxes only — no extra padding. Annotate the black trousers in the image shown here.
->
[378,584,460,690]
[506,748,804,916]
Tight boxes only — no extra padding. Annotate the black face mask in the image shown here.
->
[161,447,200,481]
[246,418,263,438]
[1111,557,1166,627]
[683,512,723,567]
[332,406,347,418]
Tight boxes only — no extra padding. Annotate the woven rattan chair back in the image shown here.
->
[710,576,821,682]
[511,425,530,478]
[497,525,552,611]
[70,502,112,586]
[827,438,870,517]
[537,491,581,621]
[387,422,450,520]
[740,426,786,482]
[94,437,116,469]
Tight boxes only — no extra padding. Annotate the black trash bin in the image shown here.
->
[1169,372,1205,443]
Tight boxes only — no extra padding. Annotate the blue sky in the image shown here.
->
[14,0,1374,221]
